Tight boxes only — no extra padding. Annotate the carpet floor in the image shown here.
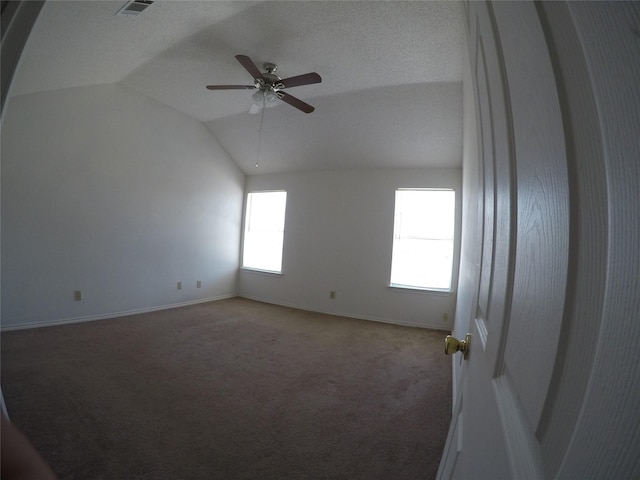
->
[1,298,451,479]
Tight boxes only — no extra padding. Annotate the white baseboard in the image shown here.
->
[0,294,236,332]
[239,295,449,331]
[1,294,450,332]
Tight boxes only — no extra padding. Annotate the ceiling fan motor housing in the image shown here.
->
[257,64,284,92]
[263,62,278,74]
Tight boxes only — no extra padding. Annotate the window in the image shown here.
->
[390,188,455,291]
[242,191,287,273]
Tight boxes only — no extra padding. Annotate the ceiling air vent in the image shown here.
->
[116,0,154,16]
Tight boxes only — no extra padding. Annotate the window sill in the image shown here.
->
[240,267,283,276]
[388,284,453,295]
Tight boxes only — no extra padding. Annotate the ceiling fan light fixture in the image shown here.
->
[252,90,264,105]
[252,89,280,107]
[265,91,279,104]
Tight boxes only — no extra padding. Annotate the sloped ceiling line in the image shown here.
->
[11,0,465,175]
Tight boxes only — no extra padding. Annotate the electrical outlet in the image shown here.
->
[330,291,336,299]
[177,282,182,290]
[197,280,202,288]
[442,313,449,322]
[74,290,82,301]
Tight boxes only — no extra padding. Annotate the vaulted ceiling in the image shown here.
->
[10,0,465,175]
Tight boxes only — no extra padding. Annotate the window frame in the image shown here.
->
[389,187,456,293]
[241,190,287,274]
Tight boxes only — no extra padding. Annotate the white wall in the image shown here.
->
[240,168,462,330]
[1,84,245,329]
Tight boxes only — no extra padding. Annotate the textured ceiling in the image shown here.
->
[11,0,465,175]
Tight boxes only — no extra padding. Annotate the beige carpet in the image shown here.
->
[1,297,451,479]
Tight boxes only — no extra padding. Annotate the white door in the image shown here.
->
[438,1,640,479]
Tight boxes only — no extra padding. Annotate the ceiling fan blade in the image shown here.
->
[235,54,264,81]
[278,91,315,114]
[278,72,322,89]
[206,85,255,90]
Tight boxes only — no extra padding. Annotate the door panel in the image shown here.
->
[474,31,495,332]
[438,1,569,478]
[494,1,569,431]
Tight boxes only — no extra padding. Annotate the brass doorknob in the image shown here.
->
[445,333,471,359]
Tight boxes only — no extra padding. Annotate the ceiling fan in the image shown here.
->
[206,55,322,114]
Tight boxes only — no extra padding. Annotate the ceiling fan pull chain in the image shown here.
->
[255,98,266,168]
